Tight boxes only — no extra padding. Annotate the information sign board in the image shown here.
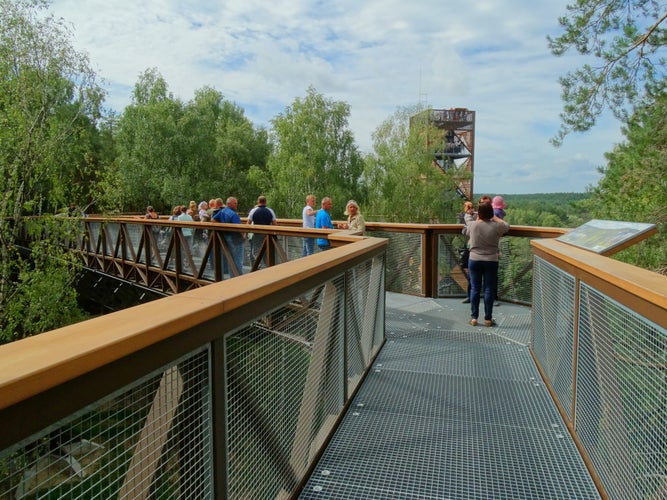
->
[556,219,657,255]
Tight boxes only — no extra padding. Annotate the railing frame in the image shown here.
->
[52,216,565,299]
[7,215,665,498]
[531,238,667,499]
[0,236,387,448]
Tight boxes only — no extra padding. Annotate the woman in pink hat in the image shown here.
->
[492,196,506,220]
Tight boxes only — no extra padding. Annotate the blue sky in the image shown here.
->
[49,0,625,195]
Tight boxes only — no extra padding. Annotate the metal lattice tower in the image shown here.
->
[413,108,476,201]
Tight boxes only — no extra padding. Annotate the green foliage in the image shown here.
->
[500,193,593,227]
[547,1,667,145]
[0,0,97,342]
[112,72,271,213]
[363,105,463,223]
[265,86,366,218]
[1,217,87,343]
[586,91,667,273]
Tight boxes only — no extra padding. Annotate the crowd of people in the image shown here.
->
[461,195,509,328]
[144,194,366,274]
[143,192,507,328]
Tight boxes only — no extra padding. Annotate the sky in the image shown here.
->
[49,0,625,195]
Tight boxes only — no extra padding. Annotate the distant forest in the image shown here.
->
[469,192,592,228]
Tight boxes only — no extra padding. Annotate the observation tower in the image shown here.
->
[412,108,475,200]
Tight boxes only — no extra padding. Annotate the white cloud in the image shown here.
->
[50,0,624,194]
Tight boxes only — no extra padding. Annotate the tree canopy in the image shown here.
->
[112,69,271,213]
[547,1,666,273]
[264,86,366,218]
[0,0,100,340]
[362,105,464,223]
[548,0,667,145]
[587,91,667,272]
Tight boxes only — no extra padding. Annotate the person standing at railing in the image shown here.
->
[492,196,507,220]
[463,202,509,327]
[177,205,195,247]
[145,205,159,219]
[460,200,476,304]
[144,205,164,246]
[478,194,492,206]
[491,195,507,306]
[247,195,277,267]
[302,194,317,256]
[315,197,334,251]
[198,201,209,222]
[213,196,245,275]
[337,200,365,234]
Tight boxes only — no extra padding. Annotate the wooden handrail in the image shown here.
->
[532,238,667,327]
[0,237,388,413]
[84,215,569,239]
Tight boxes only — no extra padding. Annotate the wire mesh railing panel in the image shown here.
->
[438,233,468,297]
[367,230,422,295]
[0,348,212,500]
[497,237,534,304]
[124,224,143,263]
[276,234,307,262]
[87,222,101,253]
[438,234,535,303]
[345,254,386,395]
[576,283,667,499]
[104,223,120,257]
[222,254,385,498]
[532,257,576,420]
[225,274,348,499]
[248,234,306,269]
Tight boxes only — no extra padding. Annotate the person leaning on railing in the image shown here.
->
[338,200,365,234]
[462,202,509,327]
[302,194,317,256]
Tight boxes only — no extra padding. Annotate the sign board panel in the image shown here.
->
[556,219,657,255]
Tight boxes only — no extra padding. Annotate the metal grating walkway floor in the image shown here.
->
[299,293,601,499]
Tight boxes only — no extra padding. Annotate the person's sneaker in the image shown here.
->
[485,319,497,327]
[461,298,470,303]
[469,318,478,326]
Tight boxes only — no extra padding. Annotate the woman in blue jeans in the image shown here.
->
[462,202,509,327]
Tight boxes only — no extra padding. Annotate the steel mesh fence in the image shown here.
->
[438,233,468,297]
[0,234,386,499]
[225,281,343,499]
[345,255,386,395]
[576,283,667,499]
[532,257,576,420]
[104,223,120,257]
[0,348,212,500]
[439,233,535,303]
[87,222,101,254]
[367,230,422,295]
[497,237,534,304]
[224,254,386,498]
[124,223,144,264]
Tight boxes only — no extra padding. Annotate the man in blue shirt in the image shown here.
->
[315,197,333,250]
[213,196,245,275]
